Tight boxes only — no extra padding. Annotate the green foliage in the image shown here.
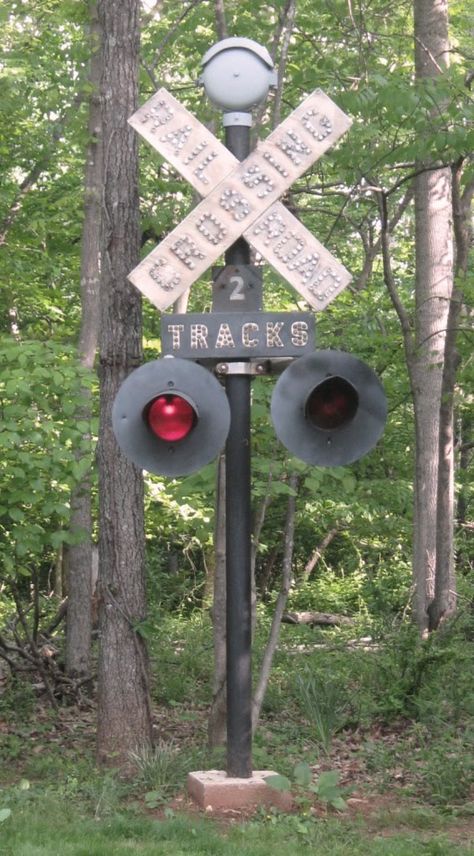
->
[293,669,350,755]
[0,337,95,579]
[364,615,474,723]
[0,676,36,722]
[149,614,213,706]
[266,763,350,813]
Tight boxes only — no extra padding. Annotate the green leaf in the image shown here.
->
[0,809,12,823]
[264,774,292,792]
[293,761,312,788]
[317,770,340,789]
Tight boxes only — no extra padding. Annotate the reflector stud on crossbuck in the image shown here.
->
[270,350,387,467]
[112,358,231,477]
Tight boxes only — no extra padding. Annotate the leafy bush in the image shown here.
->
[364,613,474,724]
[413,728,474,806]
[0,338,95,580]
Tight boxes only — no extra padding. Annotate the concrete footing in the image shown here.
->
[187,770,293,813]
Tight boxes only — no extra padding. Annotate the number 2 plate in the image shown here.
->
[212,265,263,311]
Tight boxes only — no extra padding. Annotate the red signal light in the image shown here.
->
[306,376,358,431]
[146,394,197,442]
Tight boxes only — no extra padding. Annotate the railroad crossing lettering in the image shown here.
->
[160,311,315,360]
[128,87,352,311]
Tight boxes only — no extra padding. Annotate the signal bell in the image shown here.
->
[112,358,231,477]
[271,350,387,467]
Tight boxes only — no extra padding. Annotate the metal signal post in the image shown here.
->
[222,121,253,779]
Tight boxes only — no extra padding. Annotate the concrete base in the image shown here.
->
[187,770,293,813]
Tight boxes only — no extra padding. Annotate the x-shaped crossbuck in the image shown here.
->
[128,87,352,311]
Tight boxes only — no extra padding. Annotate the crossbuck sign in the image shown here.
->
[128,88,352,311]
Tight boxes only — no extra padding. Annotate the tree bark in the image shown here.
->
[96,0,152,764]
[412,0,454,634]
[429,162,473,627]
[282,611,354,627]
[66,3,102,681]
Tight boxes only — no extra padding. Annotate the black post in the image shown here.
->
[224,121,253,778]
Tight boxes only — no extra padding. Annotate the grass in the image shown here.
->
[1,796,474,856]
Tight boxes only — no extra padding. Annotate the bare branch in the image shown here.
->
[378,190,414,357]
[272,0,297,128]
[214,0,227,39]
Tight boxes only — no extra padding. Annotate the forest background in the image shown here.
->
[0,0,473,852]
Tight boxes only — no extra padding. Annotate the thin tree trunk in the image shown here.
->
[96,0,152,764]
[251,471,273,631]
[208,455,227,748]
[214,0,228,39]
[303,526,341,581]
[429,163,473,627]
[412,0,453,635]
[252,473,299,733]
[66,3,102,681]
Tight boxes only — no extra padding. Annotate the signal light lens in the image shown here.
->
[146,394,196,442]
[306,376,359,431]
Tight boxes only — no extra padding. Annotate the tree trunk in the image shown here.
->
[208,455,227,749]
[282,611,354,627]
[429,161,473,627]
[252,473,299,733]
[66,4,102,681]
[412,0,453,635]
[96,0,152,764]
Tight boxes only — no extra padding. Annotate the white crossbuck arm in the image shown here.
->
[128,87,352,311]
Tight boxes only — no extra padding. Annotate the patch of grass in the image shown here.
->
[130,738,195,806]
[0,797,474,856]
[293,669,350,755]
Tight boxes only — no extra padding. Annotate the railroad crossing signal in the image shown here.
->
[270,350,387,467]
[128,87,352,311]
[112,358,231,477]
[114,59,386,477]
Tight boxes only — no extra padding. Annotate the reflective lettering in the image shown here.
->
[148,259,181,292]
[171,236,205,270]
[160,124,192,155]
[242,323,259,348]
[276,129,311,165]
[291,321,309,347]
[167,324,184,349]
[190,324,209,349]
[216,323,236,348]
[242,164,274,198]
[141,99,174,131]
[196,213,227,245]
[194,151,218,185]
[252,212,286,245]
[301,109,333,141]
[266,322,284,347]
[219,188,252,222]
